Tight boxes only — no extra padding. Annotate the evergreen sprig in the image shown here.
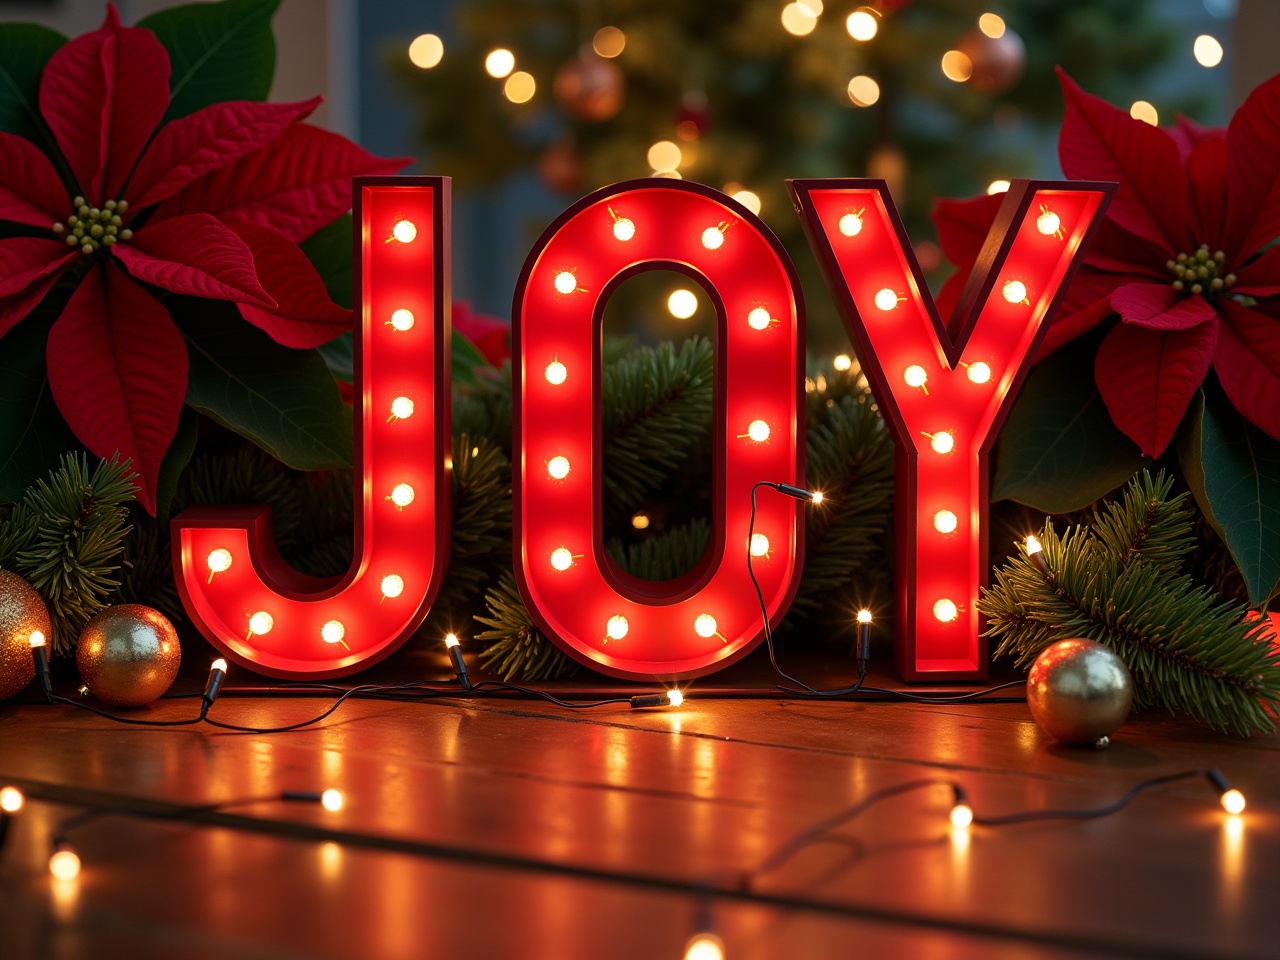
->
[606,518,711,582]
[474,572,578,681]
[981,470,1280,735]
[0,454,136,653]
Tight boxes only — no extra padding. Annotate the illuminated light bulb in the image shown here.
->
[321,620,345,645]
[838,211,863,237]
[206,548,232,582]
[747,307,773,331]
[503,71,536,103]
[987,179,1011,195]
[29,630,45,648]
[750,533,770,557]
[873,287,900,311]
[547,456,571,480]
[833,354,853,372]
[248,611,274,636]
[647,140,682,173]
[1037,209,1062,237]
[389,396,415,420]
[701,225,726,250]
[389,308,415,331]
[846,8,879,41]
[847,75,880,107]
[684,933,725,960]
[444,632,461,648]
[550,547,574,571]
[606,615,629,641]
[321,789,344,812]
[746,420,770,443]
[694,614,718,638]
[612,216,635,241]
[811,491,824,505]
[1025,534,1043,555]
[553,271,578,294]
[49,848,81,881]
[780,3,818,36]
[933,510,958,534]
[1002,279,1028,303]
[941,50,974,83]
[631,512,650,530]
[0,786,24,813]
[408,33,444,70]
[950,802,975,828]
[593,25,626,58]
[978,12,1006,38]
[1194,34,1223,68]
[966,361,992,384]
[389,483,415,508]
[667,689,684,708]
[904,364,928,389]
[484,48,515,78]
[1025,534,1050,575]
[1129,100,1158,126]
[1220,788,1246,815]
[668,288,698,319]
[732,189,762,215]
[211,658,228,673]
[392,219,417,243]
[933,598,959,623]
[545,360,567,385]
[381,574,405,598]
[856,609,873,625]
[929,431,955,454]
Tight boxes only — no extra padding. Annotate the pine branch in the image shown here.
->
[474,571,578,681]
[980,470,1280,735]
[115,521,185,625]
[453,363,513,457]
[0,454,136,653]
[285,470,354,578]
[606,518,711,581]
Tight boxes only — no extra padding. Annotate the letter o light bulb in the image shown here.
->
[701,226,725,250]
[694,614,718,638]
[381,574,405,598]
[606,615,629,641]
[554,271,578,294]
[248,611,274,635]
[321,620,345,644]
[612,217,635,241]
[747,307,772,330]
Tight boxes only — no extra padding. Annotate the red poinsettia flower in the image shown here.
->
[453,301,511,367]
[934,68,1280,457]
[0,6,407,510]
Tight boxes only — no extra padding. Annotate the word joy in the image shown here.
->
[174,176,1111,682]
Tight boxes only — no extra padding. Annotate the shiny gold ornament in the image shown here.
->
[1027,639,1133,746]
[0,570,51,701]
[76,604,181,707]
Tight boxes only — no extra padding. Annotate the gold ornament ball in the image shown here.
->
[0,569,51,701]
[76,604,181,708]
[958,27,1026,95]
[1027,639,1133,746]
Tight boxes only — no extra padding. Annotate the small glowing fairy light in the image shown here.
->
[550,547,574,571]
[0,786,24,813]
[389,308,415,331]
[950,801,975,828]
[389,396,415,420]
[750,533,770,557]
[667,689,684,707]
[388,483,415,508]
[548,456,571,480]
[248,611,274,636]
[928,431,955,454]
[49,847,81,881]
[833,354,853,371]
[933,510,958,534]
[392,220,417,243]
[965,361,992,384]
[933,598,958,623]
[381,574,405,598]
[484,48,515,78]
[838,210,864,236]
[694,614,718,638]
[986,179,1011,195]
[631,512,650,530]
[668,288,698,319]
[1220,788,1246,815]
[206,548,232,582]
[904,365,928,389]
[745,420,770,442]
[605,615,629,641]
[701,224,727,250]
[846,8,878,41]
[874,288,901,311]
[1002,279,1029,304]
[747,307,774,330]
[321,620,345,644]
[545,360,567,385]
[553,271,578,294]
[321,789,345,812]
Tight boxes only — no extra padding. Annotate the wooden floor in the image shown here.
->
[0,652,1277,960]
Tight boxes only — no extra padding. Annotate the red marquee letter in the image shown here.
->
[790,179,1111,679]
[173,177,451,679]
[514,181,805,679]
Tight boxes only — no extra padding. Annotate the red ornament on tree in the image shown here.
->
[538,139,586,194]
[553,52,625,122]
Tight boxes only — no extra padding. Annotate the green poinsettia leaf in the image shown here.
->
[316,331,353,383]
[0,296,87,501]
[1178,387,1280,606]
[139,0,280,123]
[178,299,353,471]
[0,23,65,147]
[153,405,198,521]
[452,331,487,387]
[299,214,352,309]
[993,336,1149,512]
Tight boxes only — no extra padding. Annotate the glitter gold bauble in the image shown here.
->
[1027,639,1133,746]
[0,569,50,701]
[76,604,181,708]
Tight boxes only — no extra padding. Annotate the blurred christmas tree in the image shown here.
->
[395,0,1190,347]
